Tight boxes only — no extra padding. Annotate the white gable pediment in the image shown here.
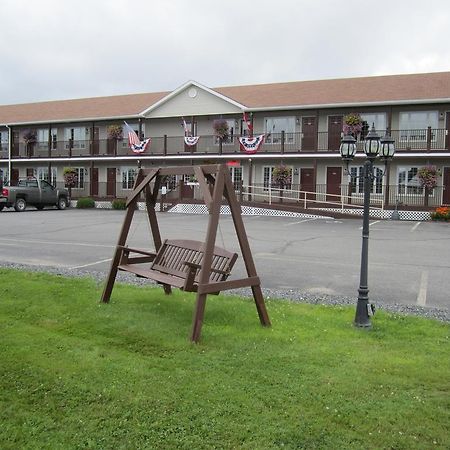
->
[141,81,245,118]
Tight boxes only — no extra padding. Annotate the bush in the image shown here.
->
[76,197,95,209]
[112,198,127,210]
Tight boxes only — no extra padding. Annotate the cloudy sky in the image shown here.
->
[1,0,449,105]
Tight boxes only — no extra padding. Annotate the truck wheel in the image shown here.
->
[14,198,27,212]
[57,197,68,210]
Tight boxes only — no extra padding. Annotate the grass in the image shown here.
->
[0,268,449,450]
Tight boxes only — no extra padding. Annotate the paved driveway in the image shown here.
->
[0,208,449,311]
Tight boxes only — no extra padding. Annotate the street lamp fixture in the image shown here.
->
[339,124,395,327]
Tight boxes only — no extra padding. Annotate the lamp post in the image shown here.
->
[340,125,395,327]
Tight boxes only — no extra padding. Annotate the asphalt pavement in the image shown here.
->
[0,207,449,311]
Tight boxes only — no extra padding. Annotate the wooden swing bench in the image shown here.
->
[117,239,238,293]
[101,164,270,342]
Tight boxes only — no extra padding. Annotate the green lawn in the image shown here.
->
[0,268,449,449]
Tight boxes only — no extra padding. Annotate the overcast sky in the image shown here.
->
[1,0,449,105]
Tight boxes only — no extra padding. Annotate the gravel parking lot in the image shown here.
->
[0,208,449,321]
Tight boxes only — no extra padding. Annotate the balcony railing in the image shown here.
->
[1,127,448,160]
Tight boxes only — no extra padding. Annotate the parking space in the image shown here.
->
[0,208,449,310]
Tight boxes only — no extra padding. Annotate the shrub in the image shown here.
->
[112,198,127,210]
[76,197,95,209]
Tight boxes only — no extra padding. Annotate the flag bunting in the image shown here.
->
[123,121,151,153]
[239,134,266,154]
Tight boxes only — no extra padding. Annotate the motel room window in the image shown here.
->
[349,166,383,194]
[0,131,9,149]
[214,119,234,145]
[64,127,89,148]
[229,166,243,191]
[0,168,8,185]
[397,167,423,195]
[359,113,387,139]
[264,117,295,144]
[399,111,438,141]
[37,128,58,149]
[37,167,57,186]
[122,167,137,190]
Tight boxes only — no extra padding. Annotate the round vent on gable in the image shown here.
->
[188,88,198,98]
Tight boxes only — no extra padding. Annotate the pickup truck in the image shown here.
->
[0,178,69,212]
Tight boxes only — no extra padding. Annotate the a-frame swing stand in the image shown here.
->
[101,164,271,342]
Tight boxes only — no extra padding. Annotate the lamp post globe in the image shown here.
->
[363,123,381,157]
[339,134,357,160]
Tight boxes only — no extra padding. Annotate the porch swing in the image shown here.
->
[101,164,271,342]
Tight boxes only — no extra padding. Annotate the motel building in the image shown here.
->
[0,71,449,213]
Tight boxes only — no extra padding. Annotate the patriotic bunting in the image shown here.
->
[184,136,200,146]
[239,134,266,154]
[123,121,151,153]
[182,117,200,146]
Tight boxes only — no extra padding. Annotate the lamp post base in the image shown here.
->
[355,287,372,328]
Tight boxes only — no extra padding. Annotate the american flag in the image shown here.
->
[123,122,151,153]
[181,117,190,136]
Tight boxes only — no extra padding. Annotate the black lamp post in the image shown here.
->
[340,125,395,327]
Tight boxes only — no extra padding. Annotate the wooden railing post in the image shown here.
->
[163,134,167,155]
[281,130,285,154]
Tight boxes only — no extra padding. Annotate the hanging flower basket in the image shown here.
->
[63,167,78,188]
[417,165,441,190]
[107,124,123,141]
[23,129,37,145]
[213,119,229,140]
[343,113,363,136]
[272,164,292,188]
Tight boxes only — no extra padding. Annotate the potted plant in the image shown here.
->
[107,124,123,155]
[272,164,292,203]
[343,113,364,138]
[418,165,441,206]
[23,129,37,157]
[63,167,78,201]
[213,119,229,142]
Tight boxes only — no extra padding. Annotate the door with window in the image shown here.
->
[106,168,116,197]
[300,168,315,200]
[301,117,317,150]
[326,167,342,202]
[443,167,450,205]
[328,116,343,150]
[90,168,98,197]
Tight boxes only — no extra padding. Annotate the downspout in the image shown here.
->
[6,125,11,184]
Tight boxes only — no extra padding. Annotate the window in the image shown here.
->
[0,168,8,185]
[349,166,383,194]
[399,111,439,141]
[265,117,295,144]
[229,166,243,191]
[214,119,234,145]
[397,167,423,195]
[360,113,387,139]
[64,127,89,148]
[0,131,8,149]
[122,168,137,190]
[37,128,58,149]
[37,167,57,185]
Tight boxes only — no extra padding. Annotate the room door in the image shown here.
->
[301,117,317,150]
[326,166,342,202]
[90,167,99,197]
[106,168,116,197]
[328,116,343,151]
[300,168,316,200]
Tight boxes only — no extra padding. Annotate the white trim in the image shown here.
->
[140,80,247,116]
